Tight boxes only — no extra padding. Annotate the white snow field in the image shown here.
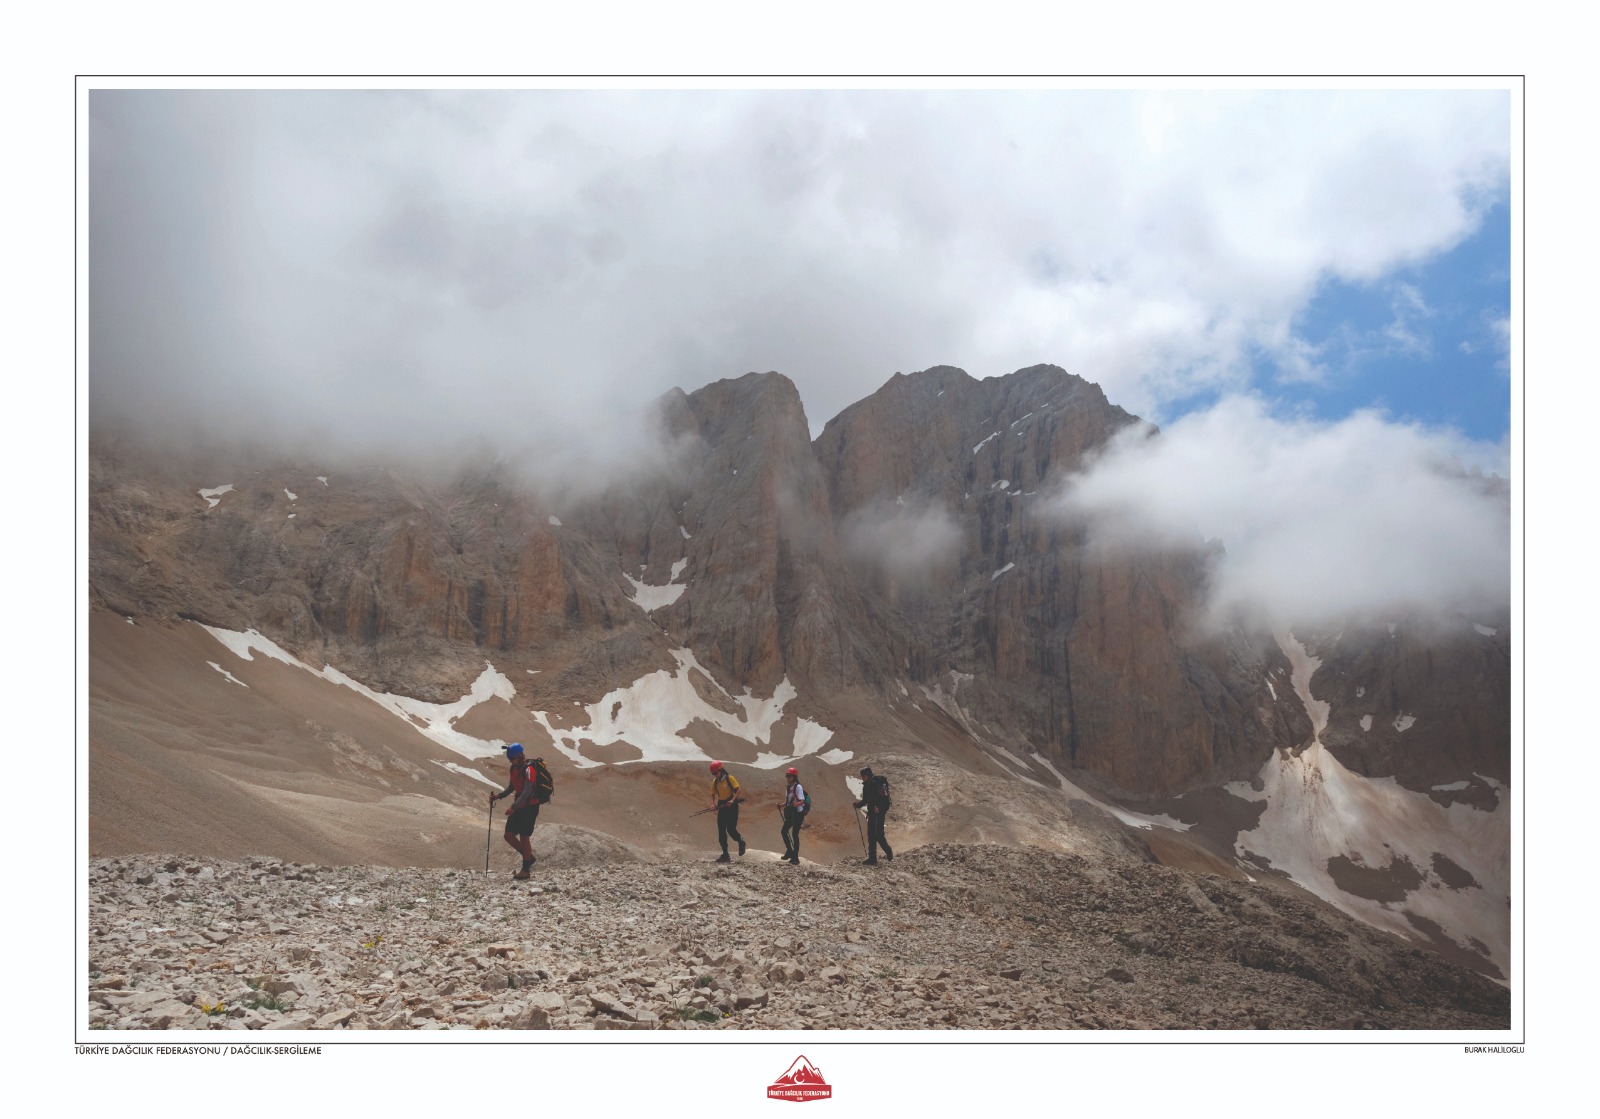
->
[199,626,848,775]
[622,556,690,611]
[201,625,517,760]
[198,484,234,508]
[432,760,500,789]
[1228,632,1509,975]
[207,661,248,688]
[528,648,847,771]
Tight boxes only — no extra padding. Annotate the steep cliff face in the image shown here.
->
[90,364,1502,803]
[572,372,888,696]
[1309,614,1512,798]
[88,444,660,703]
[814,365,1306,796]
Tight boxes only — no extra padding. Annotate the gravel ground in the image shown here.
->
[87,844,1508,1032]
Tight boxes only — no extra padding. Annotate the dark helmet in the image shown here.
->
[860,766,873,777]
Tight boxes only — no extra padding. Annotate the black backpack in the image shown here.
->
[871,774,890,809]
[531,757,555,803]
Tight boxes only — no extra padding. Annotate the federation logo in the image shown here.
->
[767,1055,833,1102]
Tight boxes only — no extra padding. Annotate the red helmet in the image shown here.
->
[786,767,798,776]
[709,760,723,772]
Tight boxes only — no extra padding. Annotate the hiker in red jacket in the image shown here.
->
[489,743,540,880]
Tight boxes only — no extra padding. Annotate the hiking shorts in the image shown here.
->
[506,803,540,838]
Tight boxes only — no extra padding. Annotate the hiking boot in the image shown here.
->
[512,868,531,880]
[862,858,878,866]
[737,839,747,857]
[884,851,893,861]
[715,853,731,863]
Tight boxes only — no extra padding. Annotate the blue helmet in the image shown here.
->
[505,742,524,758]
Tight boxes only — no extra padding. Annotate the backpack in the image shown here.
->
[871,774,890,809]
[802,789,812,816]
[531,757,555,803]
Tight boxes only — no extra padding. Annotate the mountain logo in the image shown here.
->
[766,1055,833,1101]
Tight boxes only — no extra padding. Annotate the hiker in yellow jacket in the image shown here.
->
[708,760,747,863]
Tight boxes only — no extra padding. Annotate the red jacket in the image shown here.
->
[505,760,537,809]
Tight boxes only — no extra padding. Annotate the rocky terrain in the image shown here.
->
[87,843,1508,1033]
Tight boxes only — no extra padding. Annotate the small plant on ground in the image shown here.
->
[242,994,289,1012]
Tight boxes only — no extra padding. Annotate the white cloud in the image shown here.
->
[89,88,1509,453]
[841,497,963,584]
[1051,396,1510,629]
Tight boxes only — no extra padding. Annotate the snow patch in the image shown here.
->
[624,573,686,611]
[680,525,691,539]
[1360,714,1373,732]
[1028,752,1191,831]
[198,484,234,508]
[1276,631,1330,739]
[1266,678,1277,700]
[1393,714,1416,732]
[284,488,296,501]
[527,648,843,772]
[1356,686,1365,698]
[845,776,864,799]
[1473,623,1497,637]
[972,432,999,454]
[792,719,834,757]
[991,562,1015,581]
[317,476,328,486]
[200,624,517,760]
[125,616,135,625]
[1238,630,1508,974]
[548,516,562,526]
[433,761,500,789]
[1233,737,1508,976]
[1432,781,1471,792]
[207,662,247,688]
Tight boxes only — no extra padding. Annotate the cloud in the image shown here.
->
[841,498,963,586]
[1050,396,1510,630]
[89,87,1510,462]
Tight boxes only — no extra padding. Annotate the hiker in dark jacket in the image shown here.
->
[709,760,746,863]
[853,766,893,865]
[489,743,540,879]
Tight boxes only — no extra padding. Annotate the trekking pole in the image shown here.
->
[485,799,494,877]
[854,807,867,857]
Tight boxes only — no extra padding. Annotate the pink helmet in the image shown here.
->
[709,760,724,772]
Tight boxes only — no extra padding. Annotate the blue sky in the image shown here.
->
[1259,200,1511,444]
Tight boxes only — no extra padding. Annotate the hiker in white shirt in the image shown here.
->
[779,767,808,865]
